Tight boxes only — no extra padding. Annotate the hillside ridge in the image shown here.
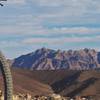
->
[12,48,100,70]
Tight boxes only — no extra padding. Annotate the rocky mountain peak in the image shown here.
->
[12,48,100,70]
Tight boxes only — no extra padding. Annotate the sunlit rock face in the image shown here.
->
[12,48,100,70]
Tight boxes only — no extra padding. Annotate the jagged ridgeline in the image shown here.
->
[0,51,13,100]
[12,48,100,70]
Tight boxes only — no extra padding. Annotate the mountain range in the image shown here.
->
[1,48,100,98]
[11,48,100,70]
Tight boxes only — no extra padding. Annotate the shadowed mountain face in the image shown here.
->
[12,48,100,70]
[1,69,100,98]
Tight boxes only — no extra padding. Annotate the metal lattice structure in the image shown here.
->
[0,51,13,100]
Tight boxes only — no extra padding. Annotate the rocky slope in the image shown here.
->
[0,68,53,96]
[12,48,100,70]
[1,68,100,98]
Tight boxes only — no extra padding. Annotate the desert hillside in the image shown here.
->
[0,68,100,98]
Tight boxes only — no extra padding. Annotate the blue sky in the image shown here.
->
[0,0,100,58]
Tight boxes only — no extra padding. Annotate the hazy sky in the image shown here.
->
[0,0,100,58]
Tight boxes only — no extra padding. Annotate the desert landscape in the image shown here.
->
[0,48,100,100]
[0,68,100,100]
[0,0,100,100]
